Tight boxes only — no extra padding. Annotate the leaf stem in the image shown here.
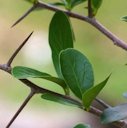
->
[88,0,93,18]
[6,89,36,128]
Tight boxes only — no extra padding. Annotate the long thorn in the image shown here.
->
[11,4,37,27]
[95,98,111,108]
[6,32,33,67]
[6,89,36,128]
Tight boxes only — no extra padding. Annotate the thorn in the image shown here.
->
[6,31,34,67]
[11,4,37,28]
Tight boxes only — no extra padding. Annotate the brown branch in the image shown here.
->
[6,89,36,128]
[0,63,127,128]
[36,1,127,50]
[95,98,111,108]
[12,1,127,50]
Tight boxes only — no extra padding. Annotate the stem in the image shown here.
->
[95,98,111,108]
[6,89,36,128]
[36,1,127,50]
[88,0,93,18]
[6,32,33,67]
[0,64,127,128]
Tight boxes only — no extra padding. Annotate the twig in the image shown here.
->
[12,1,127,50]
[95,98,111,108]
[6,32,33,67]
[6,89,36,128]
[36,1,127,50]
[0,63,127,128]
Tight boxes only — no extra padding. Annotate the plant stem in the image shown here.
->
[88,0,93,18]
[95,98,111,108]
[0,63,126,128]
[36,1,127,50]
[6,89,36,128]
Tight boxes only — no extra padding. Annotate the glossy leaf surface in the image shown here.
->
[49,11,73,78]
[60,48,94,99]
[101,103,127,124]
[83,76,110,109]
[41,93,82,108]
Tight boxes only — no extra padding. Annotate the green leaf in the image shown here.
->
[74,124,91,128]
[82,75,110,109]
[121,16,127,22]
[12,66,68,92]
[61,0,87,10]
[71,0,87,8]
[41,93,82,108]
[101,103,127,124]
[60,48,94,99]
[49,11,74,78]
[51,2,65,7]
[91,0,103,16]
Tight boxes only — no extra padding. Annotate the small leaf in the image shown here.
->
[91,0,103,16]
[51,2,65,7]
[12,66,68,92]
[71,0,87,8]
[121,16,127,22]
[41,93,82,108]
[61,0,87,10]
[82,75,110,109]
[74,124,91,128]
[60,48,94,99]
[49,11,74,78]
[101,103,127,124]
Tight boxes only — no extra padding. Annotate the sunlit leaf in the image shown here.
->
[82,75,110,109]
[60,48,94,99]
[101,103,127,124]
[12,66,68,92]
[74,123,91,128]
[49,11,74,78]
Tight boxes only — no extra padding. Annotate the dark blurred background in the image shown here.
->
[0,0,127,127]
